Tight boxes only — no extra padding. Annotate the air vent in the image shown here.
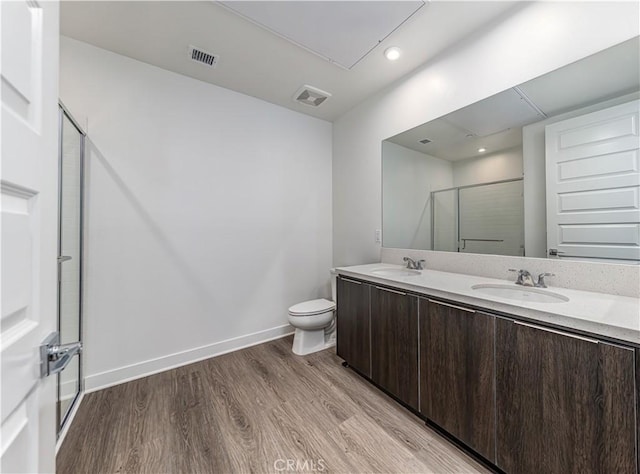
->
[419,138,432,144]
[293,85,331,107]
[188,45,218,68]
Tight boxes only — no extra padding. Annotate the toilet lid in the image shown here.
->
[288,298,336,316]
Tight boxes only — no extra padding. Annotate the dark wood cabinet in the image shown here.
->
[419,299,496,462]
[336,273,639,473]
[336,276,371,377]
[496,318,637,474]
[370,286,419,409]
[637,349,640,474]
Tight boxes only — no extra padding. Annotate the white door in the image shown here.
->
[1,1,60,472]
[545,99,640,262]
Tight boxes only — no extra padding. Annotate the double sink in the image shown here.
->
[370,267,569,304]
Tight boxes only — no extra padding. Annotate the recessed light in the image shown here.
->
[478,148,487,153]
[384,47,401,61]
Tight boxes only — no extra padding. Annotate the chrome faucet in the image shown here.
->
[509,269,555,288]
[403,257,426,270]
[509,268,535,287]
[535,272,555,288]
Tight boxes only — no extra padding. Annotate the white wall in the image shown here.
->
[382,141,452,249]
[59,37,333,391]
[333,1,640,267]
[452,147,522,187]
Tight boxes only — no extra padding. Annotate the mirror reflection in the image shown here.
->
[382,37,640,263]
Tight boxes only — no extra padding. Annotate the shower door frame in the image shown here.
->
[57,102,86,434]
[430,177,524,253]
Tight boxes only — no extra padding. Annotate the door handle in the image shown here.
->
[428,299,475,313]
[548,249,565,257]
[340,277,362,285]
[40,332,82,377]
[514,321,598,344]
[375,286,406,296]
[57,255,72,263]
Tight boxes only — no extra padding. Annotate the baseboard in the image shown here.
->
[84,324,294,393]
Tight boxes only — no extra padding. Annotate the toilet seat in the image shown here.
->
[288,298,335,316]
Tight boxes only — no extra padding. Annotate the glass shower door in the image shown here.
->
[58,106,84,432]
[458,180,524,256]
[432,189,458,252]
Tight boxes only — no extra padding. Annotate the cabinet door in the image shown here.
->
[336,277,371,377]
[637,349,640,474]
[370,286,418,409]
[420,299,495,462]
[496,318,637,474]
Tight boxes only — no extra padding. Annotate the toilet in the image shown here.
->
[287,270,337,356]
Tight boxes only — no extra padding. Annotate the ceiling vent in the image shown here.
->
[188,45,218,68]
[294,85,331,107]
[419,138,432,144]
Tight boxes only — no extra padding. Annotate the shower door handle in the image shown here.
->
[57,255,72,263]
[459,238,504,250]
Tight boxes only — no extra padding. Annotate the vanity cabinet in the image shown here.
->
[336,273,639,474]
[637,349,640,474]
[419,299,496,462]
[496,318,637,474]
[336,276,371,377]
[370,286,419,409]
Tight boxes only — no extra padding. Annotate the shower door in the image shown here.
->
[458,180,524,256]
[432,189,458,252]
[431,179,524,256]
[57,105,85,433]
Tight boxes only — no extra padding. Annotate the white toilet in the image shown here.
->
[287,270,337,356]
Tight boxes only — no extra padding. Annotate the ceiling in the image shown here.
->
[60,1,522,122]
[387,37,640,161]
[218,1,425,70]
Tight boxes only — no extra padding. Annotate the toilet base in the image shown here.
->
[292,328,336,356]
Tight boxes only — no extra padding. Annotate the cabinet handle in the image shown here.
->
[340,277,362,285]
[375,286,406,296]
[428,299,475,313]
[514,321,599,344]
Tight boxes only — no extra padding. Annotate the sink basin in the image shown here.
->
[471,284,569,304]
[371,268,421,277]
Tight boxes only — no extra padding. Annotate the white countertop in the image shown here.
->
[336,263,640,346]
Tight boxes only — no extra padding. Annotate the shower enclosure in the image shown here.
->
[432,178,524,256]
[57,103,85,434]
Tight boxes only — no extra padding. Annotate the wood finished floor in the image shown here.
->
[57,336,491,474]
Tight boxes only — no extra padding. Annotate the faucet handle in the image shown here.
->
[508,268,521,278]
[509,268,534,286]
[403,256,415,269]
[416,259,426,270]
[536,272,555,288]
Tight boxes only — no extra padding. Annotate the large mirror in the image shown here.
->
[382,37,640,264]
